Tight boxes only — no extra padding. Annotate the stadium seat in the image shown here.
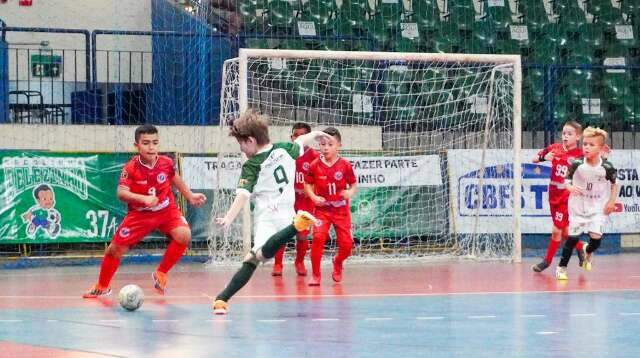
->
[410,0,441,31]
[266,0,299,31]
[445,2,478,31]
[480,0,513,29]
[367,14,397,50]
[238,0,267,32]
[518,0,551,33]
[299,1,337,36]
[430,21,461,53]
[561,68,601,99]
[589,0,626,26]
[553,0,587,27]
[602,71,633,105]
[463,21,497,54]
[372,0,404,29]
[577,22,606,53]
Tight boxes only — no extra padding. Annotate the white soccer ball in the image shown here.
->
[118,284,144,311]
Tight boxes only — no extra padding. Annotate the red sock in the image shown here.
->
[295,239,308,263]
[274,246,285,266]
[310,237,325,277]
[157,241,187,274]
[98,254,120,288]
[575,240,584,251]
[334,244,352,265]
[543,238,561,264]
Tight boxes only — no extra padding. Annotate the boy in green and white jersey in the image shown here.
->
[212,110,329,314]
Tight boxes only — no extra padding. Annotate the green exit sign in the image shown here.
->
[31,54,62,77]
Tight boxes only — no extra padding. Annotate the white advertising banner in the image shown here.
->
[449,149,640,234]
[182,154,442,190]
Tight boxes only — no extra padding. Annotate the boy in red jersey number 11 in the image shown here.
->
[83,125,206,298]
[305,127,357,286]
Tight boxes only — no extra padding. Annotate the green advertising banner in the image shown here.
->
[0,151,131,244]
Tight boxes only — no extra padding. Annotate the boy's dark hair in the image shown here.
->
[563,120,582,134]
[229,109,270,145]
[33,184,53,200]
[135,124,159,142]
[292,122,312,134]
[323,127,341,142]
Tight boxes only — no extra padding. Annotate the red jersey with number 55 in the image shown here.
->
[536,143,582,205]
[306,157,356,211]
[118,155,177,212]
[294,147,320,197]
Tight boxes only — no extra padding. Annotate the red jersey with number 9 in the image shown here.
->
[118,155,177,212]
[306,157,356,211]
[536,143,582,205]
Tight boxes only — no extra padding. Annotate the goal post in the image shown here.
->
[209,49,522,264]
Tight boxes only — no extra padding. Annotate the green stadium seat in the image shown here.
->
[372,0,404,29]
[589,0,626,26]
[366,14,397,50]
[410,0,441,31]
[518,0,550,33]
[602,71,633,105]
[445,2,478,31]
[481,0,513,29]
[524,67,545,100]
[238,0,267,32]
[462,21,497,54]
[577,23,606,52]
[266,0,299,30]
[300,1,337,36]
[553,0,587,27]
[430,21,462,53]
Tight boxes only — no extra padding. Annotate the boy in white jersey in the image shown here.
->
[212,109,329,314]
[556,127,618,280]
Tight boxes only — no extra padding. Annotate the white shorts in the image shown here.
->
[568,216,605,237]
[252,212,294,251]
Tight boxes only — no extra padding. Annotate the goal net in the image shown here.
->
[208,49,522,264]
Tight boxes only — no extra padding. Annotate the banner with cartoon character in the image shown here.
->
[0,151,133,243]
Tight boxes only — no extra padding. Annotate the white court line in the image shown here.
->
[46,319,58,323]
[206,319,232,322]
[312,318,340,322]
[364,317,393,321]
[99,320,124,323]
[416,316,445,320]
[536,331,558,335]
[520,314,546,318]
[1,288,639,300]
[468,315,496,319]
[619,312,640,316]
[570,313,596,317]
[257,319,286,323]
[0,319,22,323]
[152,320,178,323]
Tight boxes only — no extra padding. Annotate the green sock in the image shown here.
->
[260,224,298,259]
[216,261,257,302]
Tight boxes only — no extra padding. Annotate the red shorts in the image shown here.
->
[294,195,314,238]
[549,201,569,229]
[111,207,189,246]
[312,208,352,246]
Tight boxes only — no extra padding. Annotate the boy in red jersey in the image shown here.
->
[83,125,206,298]
[531,120,586,272]
[305,127,357,286]
[272,122,320,277]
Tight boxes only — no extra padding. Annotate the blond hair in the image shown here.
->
[229,109,270,145]
[582,126,608,145]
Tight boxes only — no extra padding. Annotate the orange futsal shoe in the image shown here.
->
[82,283,112,298]
[213,300,228,315]
[152,271,168,294]
[293,210,317,232]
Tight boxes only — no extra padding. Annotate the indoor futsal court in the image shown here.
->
[1,255,639,357]
[4,0,640,357]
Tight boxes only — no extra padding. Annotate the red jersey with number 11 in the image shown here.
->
[536,143,582,205]
[306,156,356,211]
[118,155,177,212]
